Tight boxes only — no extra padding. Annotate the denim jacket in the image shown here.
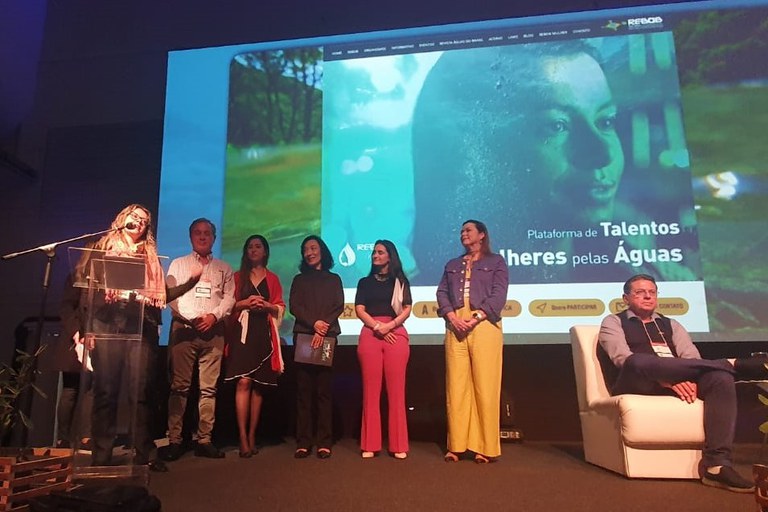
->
[436,253,509,323]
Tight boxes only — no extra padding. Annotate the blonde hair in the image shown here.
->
[76,204,159,274]
[96,204,157,256]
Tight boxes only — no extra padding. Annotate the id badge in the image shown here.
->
[195,280,212,299]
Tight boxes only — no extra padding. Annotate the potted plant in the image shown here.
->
[0,346,76,510]
[0,346,47,446]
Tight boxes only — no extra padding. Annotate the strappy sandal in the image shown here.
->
[474,454,496,464]
[444,451,459,462]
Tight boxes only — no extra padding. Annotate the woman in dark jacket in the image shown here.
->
[289,236,344,459]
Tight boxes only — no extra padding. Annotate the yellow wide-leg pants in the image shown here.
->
[445,306,503,457]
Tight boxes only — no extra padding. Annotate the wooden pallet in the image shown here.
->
[0,448,74,512]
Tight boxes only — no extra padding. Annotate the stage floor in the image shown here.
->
[145,439,759,512]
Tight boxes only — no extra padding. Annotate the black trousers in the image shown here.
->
[57,371,93,444]
[90,334,157,466]
[613,354,737,468]
[295,363,333,449]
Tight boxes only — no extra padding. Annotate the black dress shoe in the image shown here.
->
[734,355,768,381]
[159,443,185,462]
[294,448,311,459]
[701,466,754,493]
[148,460,169,473]
[194,442,225,459]
[317,448,331,459]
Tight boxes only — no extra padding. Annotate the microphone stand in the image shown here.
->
[2,227,118,446]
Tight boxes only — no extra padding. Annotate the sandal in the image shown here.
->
[393,452,407,460]
[444,451,459,463]
[361,451,375,459]
[294,448,311,459]
[474,454,495,464]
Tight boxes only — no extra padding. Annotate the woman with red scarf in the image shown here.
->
[224,234,285,457]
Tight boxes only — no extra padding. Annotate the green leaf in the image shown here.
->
[29,383,47,399]
[759,393,768,407]
[18,410,32,430]
[760,420,768,434]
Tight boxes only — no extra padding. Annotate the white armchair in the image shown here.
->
[570,325,704,478]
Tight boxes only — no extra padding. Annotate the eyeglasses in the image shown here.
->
[629,289,657,297]
[128,211,149,226]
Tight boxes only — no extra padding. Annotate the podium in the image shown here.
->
[67,248,167,485]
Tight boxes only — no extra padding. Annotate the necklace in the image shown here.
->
[374,273,389,282]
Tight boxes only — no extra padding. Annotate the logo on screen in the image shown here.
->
[627,16,663,27]
[602,20,625,31]
[338,243,356,267]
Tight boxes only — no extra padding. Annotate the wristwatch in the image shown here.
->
[472,311,484,321]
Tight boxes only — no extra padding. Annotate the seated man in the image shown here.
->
[599,273,766,493]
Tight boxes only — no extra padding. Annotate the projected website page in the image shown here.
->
[159,0,768,344]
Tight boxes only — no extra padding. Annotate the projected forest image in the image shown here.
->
[674,9,768,333]
[222,48,323,286]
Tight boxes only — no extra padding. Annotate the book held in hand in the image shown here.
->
[294,333,335,366]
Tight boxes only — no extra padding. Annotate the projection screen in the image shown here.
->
[159,0,768,344]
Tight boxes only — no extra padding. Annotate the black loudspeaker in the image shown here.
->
[12,317,64,447]
[500,392,523,443]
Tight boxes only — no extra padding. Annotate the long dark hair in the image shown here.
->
[368,239,408,283]
[299,235,334,273]
[239,235,270,298]
[463,219,492,256]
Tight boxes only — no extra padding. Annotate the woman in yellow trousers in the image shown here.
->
[436,220,509,463]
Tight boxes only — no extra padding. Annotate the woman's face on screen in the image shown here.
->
[518,52,625,224]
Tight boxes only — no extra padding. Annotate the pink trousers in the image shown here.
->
[357,317,410,453]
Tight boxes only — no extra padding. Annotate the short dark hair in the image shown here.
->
[189,217,216,238]
[623,274,657,295]
[299,235,334,272]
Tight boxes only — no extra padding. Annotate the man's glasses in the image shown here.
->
[629,289,657,297]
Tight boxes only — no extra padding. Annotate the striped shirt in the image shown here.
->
[166,252,235,322]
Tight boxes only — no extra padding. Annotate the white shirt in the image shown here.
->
[166,252,235,322]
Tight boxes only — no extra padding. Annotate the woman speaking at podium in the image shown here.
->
[73,204,197,471]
